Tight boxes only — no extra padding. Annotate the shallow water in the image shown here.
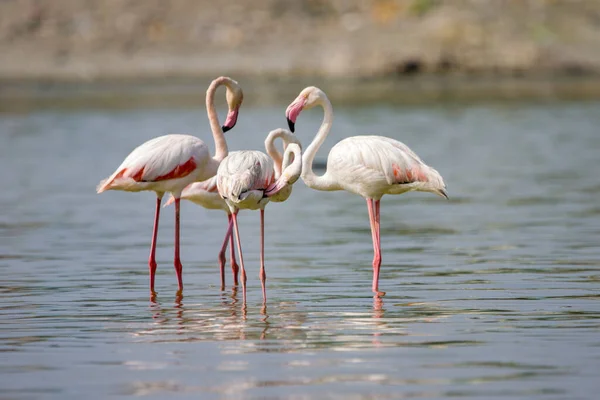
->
[1,97,599,399]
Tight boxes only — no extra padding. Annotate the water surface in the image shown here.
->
[0,97,599,399]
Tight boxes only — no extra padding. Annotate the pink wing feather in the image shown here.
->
[97,134,208,192]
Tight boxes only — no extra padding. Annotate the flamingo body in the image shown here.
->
[175,127,301,210]
[171,176,226,211]
[324,135,446,200]
[286,86,446,298]
[97,134,214,196]
[217,150,275,211]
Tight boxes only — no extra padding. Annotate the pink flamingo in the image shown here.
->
[286,86,447,298]
[166,129,301,289]
[96,76,243,295]
[217,129,303,303]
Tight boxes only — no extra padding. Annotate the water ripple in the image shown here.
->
[1,101,599,398]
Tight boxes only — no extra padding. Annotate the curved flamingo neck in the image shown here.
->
[265,129,300,178]
[264,143,302,200]
[265,130,284,177]
[206,77,229,162]
[281,143,302,180]
[301,95,340,191]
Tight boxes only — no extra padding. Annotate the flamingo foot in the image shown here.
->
[174,259,183,292]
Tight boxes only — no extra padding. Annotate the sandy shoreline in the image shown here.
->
[2,0,600,85]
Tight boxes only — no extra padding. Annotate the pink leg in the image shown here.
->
[374,199,383,296]
[375,199,381,258]
[148,196,162,294]
[231,210,247,304]
[367,199,385,297]
[217,214,234,289]
[229,215,240,286]
[259,209,267,302]
[174,198,183,292]
[375,200,381,241]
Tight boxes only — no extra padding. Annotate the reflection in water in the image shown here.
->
[373,296,384,315]
[0,101,599,398]
[139,289,470,354]
[141,293,277,343]
[143,286,278,342]
[372,297,385,348]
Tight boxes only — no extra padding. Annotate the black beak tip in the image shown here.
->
[222,125,231,133]
[287,118,295,133]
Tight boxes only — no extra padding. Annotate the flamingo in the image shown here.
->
[285,86,447,298]
[165,129,301,289]
[216,129,303,303]
[96,76,243,295]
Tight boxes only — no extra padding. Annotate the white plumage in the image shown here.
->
[96,76,243,295]
[217,150,275,211]
[286,86,447,298]
[167,177,224,211]
[97,134,211,196]
[326,135,446,200]
[166,129,301,289]
[216,129,303,303]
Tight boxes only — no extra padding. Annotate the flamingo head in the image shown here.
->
[222,79,244,132]
[285,86,325,132]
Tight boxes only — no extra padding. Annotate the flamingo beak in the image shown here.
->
[285,97,306,133]
[222,106,239,133]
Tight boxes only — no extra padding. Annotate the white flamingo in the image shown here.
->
[285,86,447,298]
[96,76,243,294]
[165,129,301,289]
[216,129,302,303]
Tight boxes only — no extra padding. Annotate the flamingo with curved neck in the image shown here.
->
[97,76,243,295]
[166,128,301,289]
[286,86,447,297]
[217,130,302,303]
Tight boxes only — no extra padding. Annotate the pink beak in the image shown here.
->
[285,98,306,133]
[222,107,239,132]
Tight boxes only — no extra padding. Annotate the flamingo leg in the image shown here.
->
[229,214,240,286]
[259,209,267,302]
[174,198,183,292]
[367,198,385,297]
[231,210,247,303]
[375,199,381,250]
[148,196,162,294]
[217,214,234,289]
